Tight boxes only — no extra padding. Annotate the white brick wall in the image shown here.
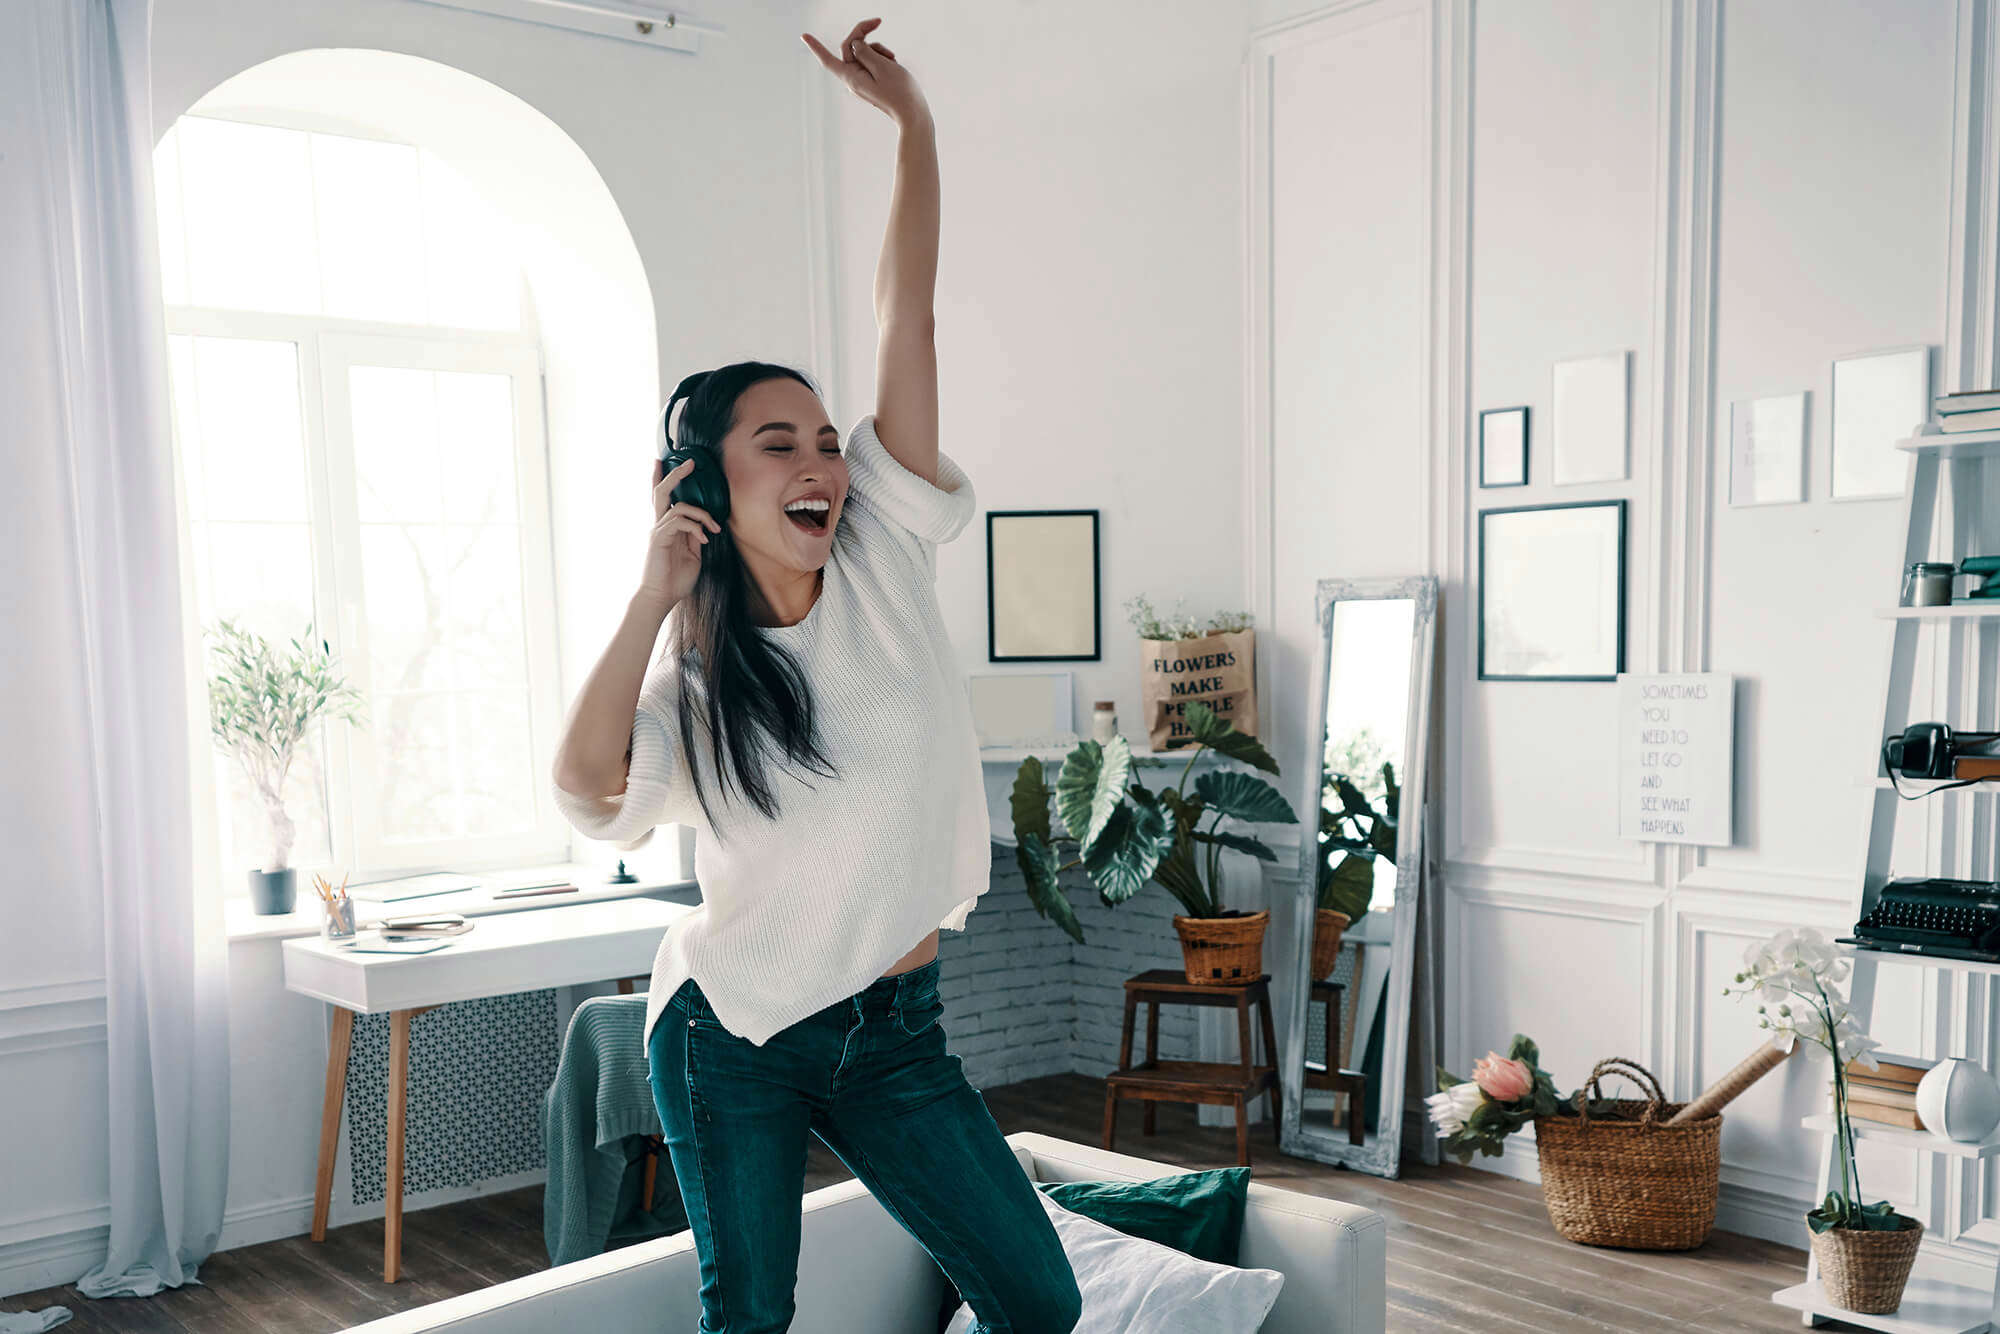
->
[938,844,1239,1101]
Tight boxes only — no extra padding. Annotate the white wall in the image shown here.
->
[1244,0,1986,1260]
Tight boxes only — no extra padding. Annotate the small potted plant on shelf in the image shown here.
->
[1313,749,1397,980]
[205,618,366,915]
[1725,927,1920,1315]
[1009,699,1296,983]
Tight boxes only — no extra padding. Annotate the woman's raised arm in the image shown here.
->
[802,18,941,486]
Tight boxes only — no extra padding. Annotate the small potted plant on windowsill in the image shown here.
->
[1725,928,1921,1315]
[205,618,366,915]
[1009,699,1297,984]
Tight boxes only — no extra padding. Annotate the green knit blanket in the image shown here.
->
[540,992,685,1266]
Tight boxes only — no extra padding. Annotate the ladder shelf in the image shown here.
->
[1784,437,2000,1331]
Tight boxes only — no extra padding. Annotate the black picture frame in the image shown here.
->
[1477,499,1626,682]
[1478,406,1530,488]
[986,509,1102,663]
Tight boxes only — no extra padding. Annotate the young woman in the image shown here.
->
[549,19,1082,1334]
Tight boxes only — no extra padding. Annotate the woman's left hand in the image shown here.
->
[801,18,929,127]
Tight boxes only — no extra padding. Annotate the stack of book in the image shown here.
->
[1836,1056,1931,1130]
[1932,388,2000,433]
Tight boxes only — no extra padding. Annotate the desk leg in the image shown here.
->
[384,1009,412,1283]
[311,1007,355,1242]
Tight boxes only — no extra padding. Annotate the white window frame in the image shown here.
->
[167,302,572,883]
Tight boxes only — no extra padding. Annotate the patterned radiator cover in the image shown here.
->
[346,990,561,1204]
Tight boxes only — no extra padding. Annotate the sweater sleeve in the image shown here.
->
[551,663,701,844]
[840,413,976,578]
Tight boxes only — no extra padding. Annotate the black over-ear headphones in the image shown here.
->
[656,371,731,524]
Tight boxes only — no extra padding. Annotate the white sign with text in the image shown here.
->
[1618,673,1734,846]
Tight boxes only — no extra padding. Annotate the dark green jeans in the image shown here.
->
[647,956,1082,1334]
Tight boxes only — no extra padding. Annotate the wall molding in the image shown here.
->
[1443,882,1662,1076]
[0,979,108,1057]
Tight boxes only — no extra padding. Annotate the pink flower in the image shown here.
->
[1472,1052,1533,1103]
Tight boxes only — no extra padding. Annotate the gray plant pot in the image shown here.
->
[248,868,298,916]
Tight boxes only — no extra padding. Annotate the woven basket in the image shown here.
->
[1310,909,1351,981]
[1809,1216,1923,1314]
[1172,909,1268,985]
[1534,1058,1721,1250]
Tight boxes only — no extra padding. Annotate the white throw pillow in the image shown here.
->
[941,1186,1285,1334]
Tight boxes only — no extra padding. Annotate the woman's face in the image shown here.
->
[720,378,847,575]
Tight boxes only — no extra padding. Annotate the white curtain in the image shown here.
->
[1,0,231,1300]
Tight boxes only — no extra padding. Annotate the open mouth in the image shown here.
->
[785,505,829,534]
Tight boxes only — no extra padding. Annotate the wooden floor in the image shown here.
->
[5,1071,1859,1333]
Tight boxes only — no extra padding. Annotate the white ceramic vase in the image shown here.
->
[1915,1056,2000,1143]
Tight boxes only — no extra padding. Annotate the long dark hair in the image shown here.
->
[661,361,840,837]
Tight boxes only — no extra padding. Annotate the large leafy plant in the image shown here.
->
[1317,760,1398,922]
[1010,700,1297,943]
[206,617,366,872]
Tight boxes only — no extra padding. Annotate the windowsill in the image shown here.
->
[223,860,699,943]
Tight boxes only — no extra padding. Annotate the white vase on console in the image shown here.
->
[1915,1056,2000,1143]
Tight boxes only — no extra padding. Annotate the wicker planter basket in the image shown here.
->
[1533,1058,1721,1250]
[1310,909,1351,981]
[1809,1217,1923,1314]
[1172,909,1268,985]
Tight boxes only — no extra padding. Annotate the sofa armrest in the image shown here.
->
[1005,1132,1387,1334]
[336,1177,943,1334]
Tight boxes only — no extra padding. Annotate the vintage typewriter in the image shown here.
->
[1841,878,2000,963]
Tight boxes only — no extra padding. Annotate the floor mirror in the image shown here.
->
[1279,575,1439,1178]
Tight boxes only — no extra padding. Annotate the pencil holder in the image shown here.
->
[321,897,357,944]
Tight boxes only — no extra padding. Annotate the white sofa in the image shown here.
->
[341,1131,1387,1334]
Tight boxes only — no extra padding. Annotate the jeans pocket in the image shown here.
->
[894,986,944,1038]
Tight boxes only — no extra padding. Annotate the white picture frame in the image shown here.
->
[1551,351,1630,486]
[1831,345,1930,500]
[1728,392,1808,507]
[966,671,1074,748]
[1479,406,1529,487]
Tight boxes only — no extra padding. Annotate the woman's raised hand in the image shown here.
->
[639,456,721,613]
[800,18,929,127]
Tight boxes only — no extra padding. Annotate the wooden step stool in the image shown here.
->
[1101,969,1281,1167]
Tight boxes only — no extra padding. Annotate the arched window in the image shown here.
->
[157,112,563,894]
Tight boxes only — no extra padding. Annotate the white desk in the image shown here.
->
[282,897,688,1282]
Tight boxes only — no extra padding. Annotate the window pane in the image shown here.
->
[182,336,310,521]
[351,366,441,525]
[449,525,529,691]
[312,132,426,326]
[420,149,522,331]
[362,522,450,693]
[377,692,453,843]
[176,117,320,316]
[166,329,335,890]
[455,690,536,833]
[346,360,536,846]
[438,372,519,523]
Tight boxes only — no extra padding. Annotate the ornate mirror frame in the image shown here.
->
[1279,574,1439,1178]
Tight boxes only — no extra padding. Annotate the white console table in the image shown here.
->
[281,896,687,1282]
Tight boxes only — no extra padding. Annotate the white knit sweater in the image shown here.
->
[552,413,992,1049]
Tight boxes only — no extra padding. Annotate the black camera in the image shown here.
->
[1883,722,2000,780]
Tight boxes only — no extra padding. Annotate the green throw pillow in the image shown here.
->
[932,1168,1251,1333]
